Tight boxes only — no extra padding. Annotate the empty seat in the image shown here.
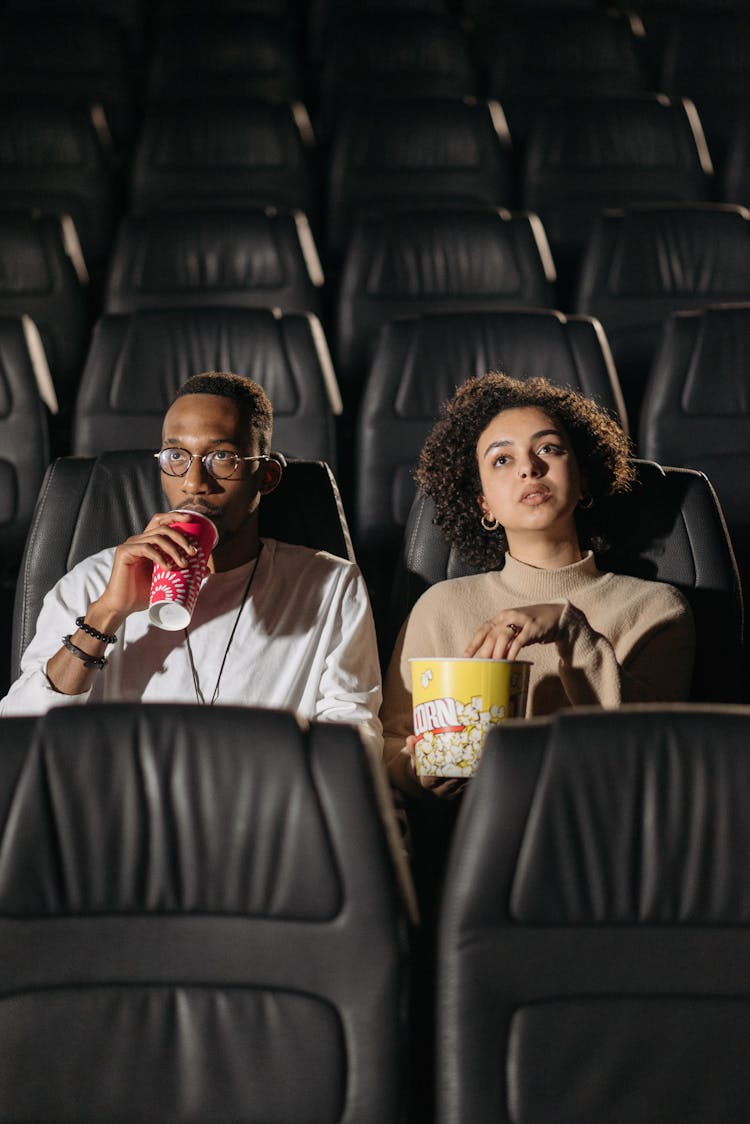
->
[575,203,750,423]
[640,303,750,642]
[522,93,713,298]
[0,212,90,416]
[130,98,316,220]
[103,208,324,319]
[479,7,647,142]
[12,453,356,681]
[318,13,476,138]
[308,0,451,62]
[335,207,557,404]
[724,108,750,206]
[659,9,750,168]
[148,13,304,103]
[73,307,340,464]
[0,702,413,1122]
[326,96,513,257]
[0,12,136,153]
[389,459,744,704]
[438,705,750,1122]
[355,308,625,622]
[0,315,50,696]
[0,315,50,568]
[0,96,116,271]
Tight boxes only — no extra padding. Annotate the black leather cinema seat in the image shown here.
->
[0,703,413,1123]
[148,13,304,103]
[640,304,750,644]
[0,13,135,154]
[0,213,90,414]
[335,207,557,404]
[438,705,750,1123]
[130,98,316,220]
[479,6,646,142]
[72,308,340,465]
[389,460,743,704]
[0,316,50,695]
[103,208,324,319]
[522,93,713,297]
[317,12,475,138]
[575,203,750,422]
[355,308,626,621]
[11,454,354,683]
[0,96,116,271]
[326,96,513,257]
[659,9,750,170]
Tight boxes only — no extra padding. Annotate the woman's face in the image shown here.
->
[476,406,584,547]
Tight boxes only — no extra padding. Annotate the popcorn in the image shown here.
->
[409,658,531,778]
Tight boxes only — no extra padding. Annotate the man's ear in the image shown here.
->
[258,456,283,496]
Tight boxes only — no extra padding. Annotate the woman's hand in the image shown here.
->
[402,735,468,800]
[465,602,565,660]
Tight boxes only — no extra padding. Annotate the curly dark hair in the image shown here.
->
[173,371,273,454]
[415,371,634,569]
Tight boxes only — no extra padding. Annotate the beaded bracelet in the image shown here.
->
[75,615,118,645]
[62,634,108,669]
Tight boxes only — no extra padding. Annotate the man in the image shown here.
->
[1,372,383,751]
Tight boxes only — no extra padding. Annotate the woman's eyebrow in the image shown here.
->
[482,428,564,459]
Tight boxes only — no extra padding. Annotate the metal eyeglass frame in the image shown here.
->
[154,449,272,480]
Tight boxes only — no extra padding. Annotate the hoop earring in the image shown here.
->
[481,513,500,532]
[579,493,594,510]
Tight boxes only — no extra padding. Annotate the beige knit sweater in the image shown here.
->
[381,551,695,794]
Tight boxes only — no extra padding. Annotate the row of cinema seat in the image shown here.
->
[5,193,750,428]
[6,294,750,640]
[3,0,750,672]
[3,698,750,1122]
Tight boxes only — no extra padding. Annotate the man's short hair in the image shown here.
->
[173,372,273,454]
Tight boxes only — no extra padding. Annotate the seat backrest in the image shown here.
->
[660,10,750,100]
[0,96,115,268]
[130,97,315,219]
[575,203,750,421]
[388,459,743,703]
[354,308,625,614]
[0,13,135,153]
[0,702,413,1123]
[640,303,750,641]
[0,316,50,574]
[483,7,646,101]
[326,96,513,257]
[724,110,750,207]
[148,13,303,103]
[438,705,750,1123]
[335,207,557,404]
[522,93,713,295]
[0,213,89,408]
[11,453,354,681]
[103,208,324,319]
[318,12,475,137]
[72,307,340,465]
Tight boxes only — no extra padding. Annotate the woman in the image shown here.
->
[381,371,695,797]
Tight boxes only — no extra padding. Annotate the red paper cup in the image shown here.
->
[148,510,219,630]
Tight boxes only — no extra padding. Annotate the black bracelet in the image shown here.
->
[62,634,108,669]
[75,615,118,645]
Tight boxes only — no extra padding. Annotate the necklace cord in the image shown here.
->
[184,543,264,706]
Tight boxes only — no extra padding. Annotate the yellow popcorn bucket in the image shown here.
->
[409,657,531,778]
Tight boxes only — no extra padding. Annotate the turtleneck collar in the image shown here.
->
[497,549,602,600]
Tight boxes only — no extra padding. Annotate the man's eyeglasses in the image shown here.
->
[155,448,271,481]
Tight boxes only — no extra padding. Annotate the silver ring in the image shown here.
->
[507,623,520,636]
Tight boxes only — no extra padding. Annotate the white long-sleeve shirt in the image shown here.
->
[1,538,383,752]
